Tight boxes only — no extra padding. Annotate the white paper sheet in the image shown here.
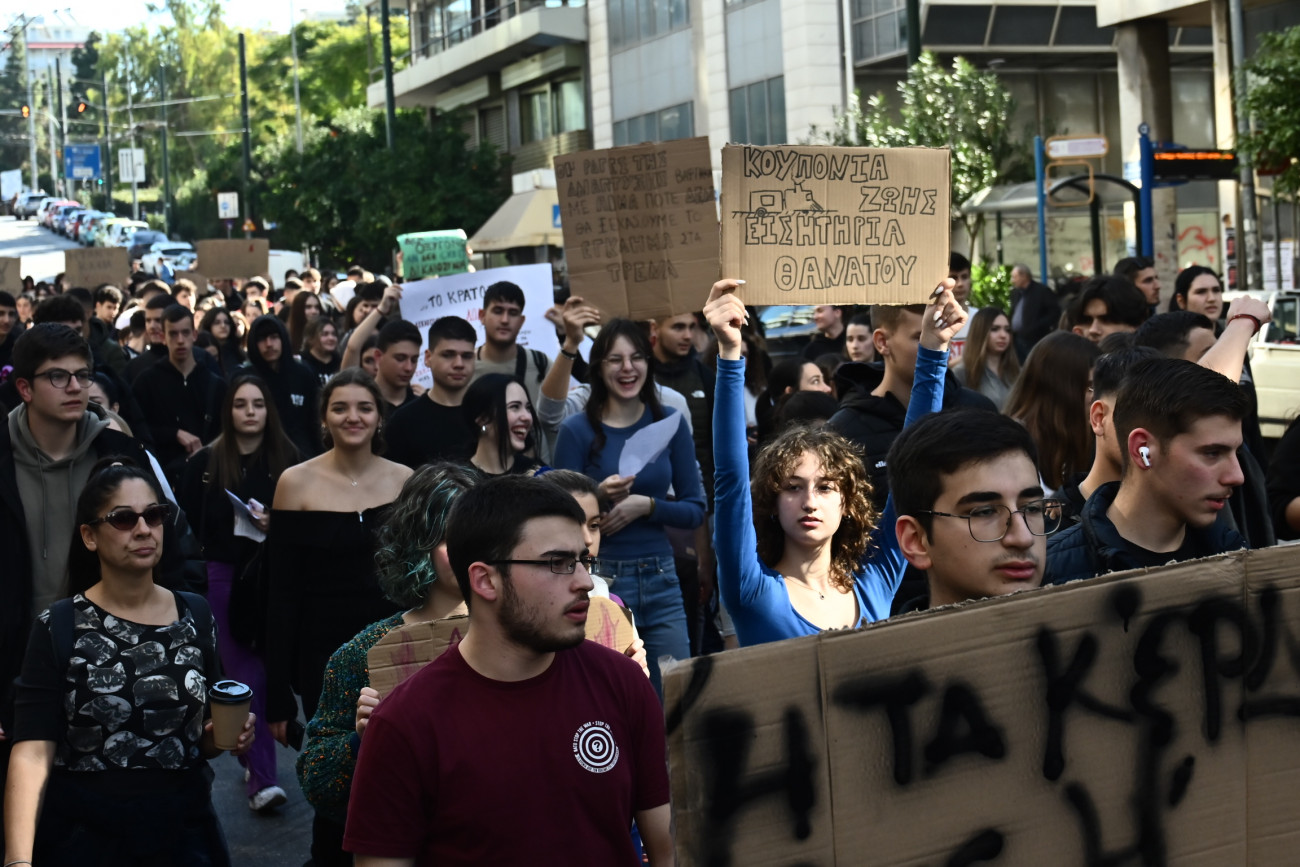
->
[617,413,682,478]
[226,490,267,543]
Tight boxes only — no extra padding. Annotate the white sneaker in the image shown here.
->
[249,785,288,812]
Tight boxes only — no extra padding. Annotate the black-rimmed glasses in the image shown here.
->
[485,555,597,574]
[86,503,176,532]
[33,368,93,389]
[917,499,1065,542]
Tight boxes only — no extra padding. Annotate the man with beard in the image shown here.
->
[344,475,672,867]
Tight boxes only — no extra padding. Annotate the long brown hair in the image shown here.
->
[287,291,321,353]
[750,426,878,592]
[963,306,1021,391]
[1003,331,1099,490]
[206,375,298,493]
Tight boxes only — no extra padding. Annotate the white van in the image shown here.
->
[268,249,309,287]
[1239,291,1300,439]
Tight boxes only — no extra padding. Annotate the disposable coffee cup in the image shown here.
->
[208,680,253,750]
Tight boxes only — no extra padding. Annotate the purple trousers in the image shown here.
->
[206,561,278,797]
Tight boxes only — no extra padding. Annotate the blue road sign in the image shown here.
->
[64,144,102,181]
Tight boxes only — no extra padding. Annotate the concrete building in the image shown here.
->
[0,19,91,77]
[370,0,1297,285]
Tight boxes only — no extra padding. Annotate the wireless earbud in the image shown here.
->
[1138,446,1152,468]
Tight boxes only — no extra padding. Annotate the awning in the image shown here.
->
[961,178,1137,215]
[468,187,563,252]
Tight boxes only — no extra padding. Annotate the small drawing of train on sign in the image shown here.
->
[745,184,826,216]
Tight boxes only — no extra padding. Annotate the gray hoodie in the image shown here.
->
[8,402,110,616]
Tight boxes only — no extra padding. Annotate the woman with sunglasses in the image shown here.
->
[179,375,299,813]
[552,319,706,695]
[5,459,254,866]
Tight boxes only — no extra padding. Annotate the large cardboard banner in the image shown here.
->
[0,258,20,293]
[663,546,1300,866]
[720,145,950,306]
[397,229,469,280]
[554,137,718,320]
[63,247,129,289]
[399,263,561,391]
[195,239,270,280]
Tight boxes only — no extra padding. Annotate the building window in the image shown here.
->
[521,89,554,143]
[613,102,695,146]
[480,104,507,150]
[610,0,690,49]
[555,78,586,134]
[729,76,786,146]
[852,0,906,62]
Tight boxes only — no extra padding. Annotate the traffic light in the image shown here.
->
[21,104,30,118]
[76,101,87,113]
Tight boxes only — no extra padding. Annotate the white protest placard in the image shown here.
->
[399,264,561,391]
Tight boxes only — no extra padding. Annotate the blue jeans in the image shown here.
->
[599,554,690,697]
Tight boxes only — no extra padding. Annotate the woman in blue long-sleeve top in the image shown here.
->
[705,278,967,647]
[552,318,706,695]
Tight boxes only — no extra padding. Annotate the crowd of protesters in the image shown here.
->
[0,245,1296,867]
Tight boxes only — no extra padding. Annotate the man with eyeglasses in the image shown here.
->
[1047,358,1249,585]
[345,475,673,867]
[0,324,188,798]
[887,409,1063,610]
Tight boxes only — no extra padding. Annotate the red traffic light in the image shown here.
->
[76,101,88,113]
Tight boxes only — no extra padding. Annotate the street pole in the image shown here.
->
[55,57,66,196]
[160,64,171,236]
[239,33,252,238]
[906,0,922,66]
[291,0,304,154]
[1227,0,1261,292]
[101,71,112,208]
[26,68,38,193]
[46,70,57,196]
[381,0,396,151]
[127,58,139,221]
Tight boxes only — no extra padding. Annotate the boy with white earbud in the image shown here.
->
[1046,357,1250,585]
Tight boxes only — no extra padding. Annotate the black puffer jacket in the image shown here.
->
[827,360,997,510]
[244,314,321,458]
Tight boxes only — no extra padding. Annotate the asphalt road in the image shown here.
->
[4,214,320,864]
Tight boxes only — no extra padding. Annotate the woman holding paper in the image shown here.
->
[707,279,965,647]
[179,374,299,812]
[552,319,705,696]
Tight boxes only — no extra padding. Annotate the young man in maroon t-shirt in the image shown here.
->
[344,475,674,866]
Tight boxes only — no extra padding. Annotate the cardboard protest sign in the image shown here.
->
[399,263,561,391]
[584,596,636,655]
[172,270,210,293]
[397,229,469,280]
[720,144,950,306]
[195,239,270,280]
[366,615,468,699]
[63,247,129,289]
[663,545,1300,865]
[554,137,718,320]
[0,258,20,292]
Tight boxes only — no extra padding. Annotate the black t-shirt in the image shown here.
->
[385,395,474,469]
[803,330,846,362]
[1121,533,1202,571]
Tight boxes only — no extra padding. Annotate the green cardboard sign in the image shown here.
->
[397,229,469,279]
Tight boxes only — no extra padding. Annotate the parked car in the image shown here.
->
[105,220,150,248]
[127,230,170,261]
[35,198,76,228]
[1233,291,1300,440]
[141,241,197,278]
[69,210,106,243]
[88,216,124,247]
[53,206,85,235]
[759,305,820,359]
[14,191,49,219]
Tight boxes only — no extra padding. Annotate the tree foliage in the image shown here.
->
[1241,26,1300,197]
[260,107,509,268]
[808,53,1033,255]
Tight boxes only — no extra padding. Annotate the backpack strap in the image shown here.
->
[531,348,549,382]
[48,597,77,672]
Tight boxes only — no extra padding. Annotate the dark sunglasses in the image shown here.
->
[86,503,175,531]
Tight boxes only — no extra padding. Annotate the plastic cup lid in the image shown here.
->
[209,679,253,703]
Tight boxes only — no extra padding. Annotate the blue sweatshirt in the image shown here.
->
[553,406,705,560]
[713,346,948,646]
